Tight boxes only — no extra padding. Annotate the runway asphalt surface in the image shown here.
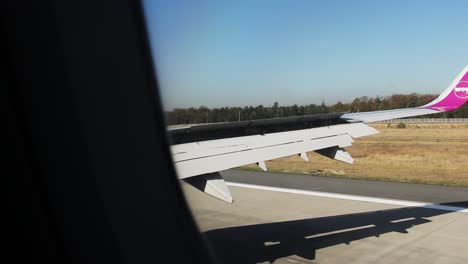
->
[221,169,468,207]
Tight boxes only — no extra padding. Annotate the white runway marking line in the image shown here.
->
[226,182,468,214]
[304,225,376,239]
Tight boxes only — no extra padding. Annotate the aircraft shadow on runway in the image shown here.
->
[204,201,467,264]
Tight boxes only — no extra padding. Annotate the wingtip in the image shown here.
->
[421,65,468,112]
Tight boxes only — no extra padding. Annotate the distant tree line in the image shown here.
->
[165,94,468,125]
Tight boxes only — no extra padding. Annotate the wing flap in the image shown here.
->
[172,123,378,162]
[173,123,378,179]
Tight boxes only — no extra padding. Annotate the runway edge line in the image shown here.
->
[226,181,468,214]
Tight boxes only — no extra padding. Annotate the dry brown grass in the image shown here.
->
[239,123,468,187]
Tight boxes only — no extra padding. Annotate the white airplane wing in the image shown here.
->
[170,65,468,203]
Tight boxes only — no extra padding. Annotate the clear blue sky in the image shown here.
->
[143,0,468,110]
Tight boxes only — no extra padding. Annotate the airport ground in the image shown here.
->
[182,170,468,264]
[240,123,468,187]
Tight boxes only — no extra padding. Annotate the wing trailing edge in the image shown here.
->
[172,123,378,179]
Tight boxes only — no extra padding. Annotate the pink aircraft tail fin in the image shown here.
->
[422,65,468,111]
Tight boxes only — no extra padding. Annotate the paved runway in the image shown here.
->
[221,170,468,206]
[182,170,468,264]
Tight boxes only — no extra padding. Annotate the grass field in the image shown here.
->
[239,123,468,187]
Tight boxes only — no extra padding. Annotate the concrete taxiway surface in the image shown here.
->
[182,170,468,264]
